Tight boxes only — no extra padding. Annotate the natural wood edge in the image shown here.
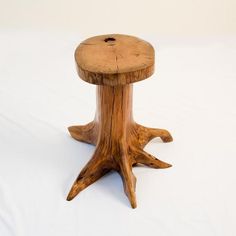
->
[74,34,155,86]
[76,63,154,86]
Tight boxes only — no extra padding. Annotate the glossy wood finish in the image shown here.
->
[67,35,173,208]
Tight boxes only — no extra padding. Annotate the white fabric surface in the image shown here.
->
[0,31,236,236]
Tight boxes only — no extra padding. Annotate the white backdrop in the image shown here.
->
[0,0,236,236]
[0,0,236,36]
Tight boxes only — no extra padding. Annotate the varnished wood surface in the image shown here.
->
[75,34,154,86]
[67,34,172,208]
[67,85,173,208]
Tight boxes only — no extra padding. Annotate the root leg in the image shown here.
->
[67,148,110,201]
[68,121,97,145]
[135,124,173,148]
[135,149,172,169]
[119,155,137,208]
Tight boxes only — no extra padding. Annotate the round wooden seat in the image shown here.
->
[74,34,155,86]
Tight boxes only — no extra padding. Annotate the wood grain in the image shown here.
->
[74,34,154,86]
[67,85,172,208]
[67,34,173,208]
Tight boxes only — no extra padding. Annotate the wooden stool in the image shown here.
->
[67,34,173,208]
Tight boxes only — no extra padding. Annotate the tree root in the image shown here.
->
[67,122,172,208]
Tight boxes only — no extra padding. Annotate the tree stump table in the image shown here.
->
[67,34,173,208]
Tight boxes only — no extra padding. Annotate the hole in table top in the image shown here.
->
[104,37,116,42]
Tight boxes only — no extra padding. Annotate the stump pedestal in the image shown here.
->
[67,34,173,208]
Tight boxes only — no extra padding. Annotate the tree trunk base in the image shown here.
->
[67,122,172,208]
[66,85,172,208]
